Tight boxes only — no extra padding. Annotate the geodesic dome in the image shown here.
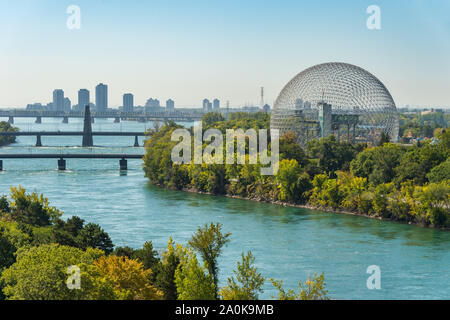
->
[270,62,399,146]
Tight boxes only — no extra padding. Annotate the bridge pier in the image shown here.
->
[114,117,120,123]
[8,116,14,124]
[134,136,139,147]
[0,160,2,171]
[119,158,127,170]
[62,116,69,124]
[35,116,42,124]
[36,135,42,147]
[58,158,66,171]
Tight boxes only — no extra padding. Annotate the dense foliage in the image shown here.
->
[0,187,326,300]
[0,121,18,146]
[143,113,449,228]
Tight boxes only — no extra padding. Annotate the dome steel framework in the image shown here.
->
[270,62,399,146]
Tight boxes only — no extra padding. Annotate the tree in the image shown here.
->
[0,195,10,214]
[279,132,308,166]
[203,112,225,128]
[76,223,114,254]
[427,158,450,183]
[276,159,312,202]
[377,132,390,146]
[350,144,405,185]
[133,241,160,271]
[270,273,329,300]
[154,238,182,300]
[92,255,162,300]
[1,244,104,300]
[188,223,231,298]
[174,249,215,300]
[306,136,358,175]
[0,227,16,271]
[219,252,265,300]
[9,186,62,226]
[0,121,18,146]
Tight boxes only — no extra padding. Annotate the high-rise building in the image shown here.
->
[166,99,175,109]
[213,98,220,110]
[123,93,134,112]
[145,98,160,108]
[64,97,71,111]
[95,83,108,111]
[78,89,90,109]
[53,89,64,111]
[202,99,210,112]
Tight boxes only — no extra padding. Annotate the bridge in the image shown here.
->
[0,131,150,147]
[0,153,144,171]
[0,109,203,123]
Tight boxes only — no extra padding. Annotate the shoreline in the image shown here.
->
[160,185,450,231]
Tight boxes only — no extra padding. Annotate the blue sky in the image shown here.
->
[0,0,449,108]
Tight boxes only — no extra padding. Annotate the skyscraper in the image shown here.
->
[64,97,71,111]
[53,89,64,111]
[123,93,134,112]
[95,83,108,111]
[78,89,90,109]
[166,99,175,109]
[202,99,210,112]
[213,98,220,110]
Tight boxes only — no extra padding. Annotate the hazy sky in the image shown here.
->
[1,0,449,108]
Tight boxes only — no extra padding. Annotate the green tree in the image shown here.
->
[1,244,104,300]
[154,238,182,300]
[219,252,265,300]
[279,132,308,166]
[9,186,62,226]
[0,195,10,214]
[174,249,215,300]
[188,223,231,298]
[350,144,405,185]
[427,158,450,183]
[203,112,225,127]
[133,241,160,271]
[306,136,358,175]
[0,121,18,146]
[270,273,329,300]
[76,223,114,254]
[276,159,312,202]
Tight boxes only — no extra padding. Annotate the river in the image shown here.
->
[0,117,449,299]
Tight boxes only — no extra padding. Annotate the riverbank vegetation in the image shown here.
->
[143,112,450,229]
[0,121,18,146]
[0,187,328,300]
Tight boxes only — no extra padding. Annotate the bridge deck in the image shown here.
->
[0,154,144,159]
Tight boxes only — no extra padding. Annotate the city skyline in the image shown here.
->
[1,0,450,108]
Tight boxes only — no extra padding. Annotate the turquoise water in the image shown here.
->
[1,117,449,299]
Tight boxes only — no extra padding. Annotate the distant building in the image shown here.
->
[166,99,175,109]
[202,99,210,112]
[263,104,271,112]
[123,93,134,112]
[64,97,71,111]
[78,89,90,110]
[53,89,64,111]
[145,98,160,108]
[26,103,45,111]
[95,83,108,111]
[213,99,220,110]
